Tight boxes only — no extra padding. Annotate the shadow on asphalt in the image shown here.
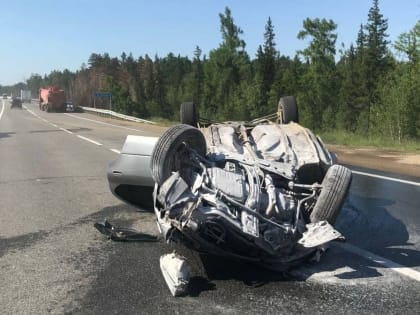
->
[85,195,420,299]
[0,230,51,258]
[292,192,420,282]
[337,193,420,268]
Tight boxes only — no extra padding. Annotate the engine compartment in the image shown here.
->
[154,122,342,261]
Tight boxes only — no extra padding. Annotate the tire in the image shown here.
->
[310,165,352,225]
[151,124,206,185]
[278,96,299,124]
[180,102,198,127]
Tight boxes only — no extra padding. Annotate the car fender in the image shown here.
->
[107,135,159,209]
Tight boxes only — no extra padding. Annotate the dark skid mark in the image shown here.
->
[0,132,15,139]
[0,204,137,259]
[66,127,92,133]
[29,129,61,134]
[0,230,50,258]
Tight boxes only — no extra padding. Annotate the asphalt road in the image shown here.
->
[1,100,419,314]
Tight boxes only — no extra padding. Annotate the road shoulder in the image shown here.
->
[328,144,420,178]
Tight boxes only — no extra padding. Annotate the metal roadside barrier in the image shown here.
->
[81,107,156,125]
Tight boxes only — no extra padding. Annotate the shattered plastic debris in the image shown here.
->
[298,221,344,248]
[160,252,190,297]
[94,219,159,242]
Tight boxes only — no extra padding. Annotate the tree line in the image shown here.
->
[2,0,419,142]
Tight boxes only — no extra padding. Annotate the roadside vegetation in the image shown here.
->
[1,0,419,149]
[320,130,420,152]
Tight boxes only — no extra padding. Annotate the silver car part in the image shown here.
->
[241,211,259,237]
[107,135,159,208]
[298,221,343,248]
[207,167,247,201]
[160,252,190,297]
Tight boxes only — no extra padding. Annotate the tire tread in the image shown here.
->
[310,165,352,224]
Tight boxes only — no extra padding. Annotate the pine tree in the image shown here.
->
[202,7,250,120]
[394,20,420,63]
[363,0,391,131]
[254,17,277,116]
[297,18,338,130]
[375,20,420,140]
[337,44,368,131]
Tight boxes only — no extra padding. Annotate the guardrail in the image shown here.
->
[81,107,156,125]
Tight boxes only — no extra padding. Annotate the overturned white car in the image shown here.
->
[106,97,352,295]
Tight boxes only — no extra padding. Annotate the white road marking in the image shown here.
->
[335,242,420,282]
[23,105,110,148]
[0,100,5,121]
[110,149,121,154]
[352,170,420,187]
[24,107,37,116]
[77,135,102,146]
[64,113,144,132]
[59,127,74,134]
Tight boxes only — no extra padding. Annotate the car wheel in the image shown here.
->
[180,102,199,127]
[278,96,299,124]
[310,165,352,225]
[151,124,206,185]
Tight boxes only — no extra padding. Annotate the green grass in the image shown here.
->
[148,117,179,127]
[319,130,420,152]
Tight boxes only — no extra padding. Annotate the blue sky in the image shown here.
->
[0,0,419,85]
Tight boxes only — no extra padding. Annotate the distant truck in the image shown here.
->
[39,86,66,112]
[20,90,32,103]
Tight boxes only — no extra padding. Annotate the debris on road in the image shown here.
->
[160,252,190,297]
[94,219,159,242]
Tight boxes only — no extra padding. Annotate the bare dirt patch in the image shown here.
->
[328,144,420,178]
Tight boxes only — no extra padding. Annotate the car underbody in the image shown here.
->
[153,122,348,267]
[105,97,353,296]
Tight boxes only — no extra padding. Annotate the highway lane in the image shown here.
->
[22,101,165,152]
[1,99,419,314]
[337,167,420,272]
[0,100,124,237]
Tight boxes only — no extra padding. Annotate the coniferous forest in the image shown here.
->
[2,0,419,145]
